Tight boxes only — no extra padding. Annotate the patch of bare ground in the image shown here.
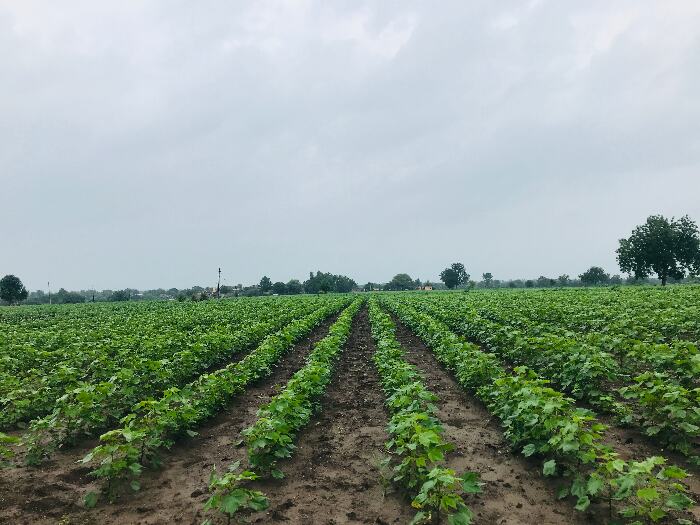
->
[0,313,339,525]
[389,315,604,525]
[246,306,415,525]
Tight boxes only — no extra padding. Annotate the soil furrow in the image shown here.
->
[249,306,415,525]
[390,315,597,525]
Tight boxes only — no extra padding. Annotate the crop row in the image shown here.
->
[200,298,363,522]
[1,297,320,429]
[380,297,694,524]
[454,287,700,344]
[412,296,700,457]
[367,299,480,524]
[23,297,345,462]
[81,298,350,503]
[454,293,699,386]
[0,298,283,376]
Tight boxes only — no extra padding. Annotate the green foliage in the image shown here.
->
[199,300,363,521]
[109,290,130,302]
[259,276,272,293]
[271,281,287,295]
[385,273,417,291]
[285,279,303,294]
[53,287,87,304]
[18,297,334,459]
[243,299,362,477]
[0,432,19,467]
[617,215,700,285]
[303,271,356,293]
[381,295,694,522]
[579,266,610,286]
[440,263,469,289]
[620,372,700,455]
[0,274,28,305]
[203,462,269,524]
[368,300,479,524]
[79,299,349,494]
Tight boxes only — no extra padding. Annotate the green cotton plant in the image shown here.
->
[411,468,482,525]
[380,296,695,523]
[367,300,480,525]
[413,292,699,454]
[0,431,19,467]
[19,298,330,462]
[80,428,143,502]
[620,372,700,455]
[0,295,322,431]
[241,299,363,479]
[202,461,269,525]
[81,387,200,497]
[609,458,693,523]
[80,300,349,497]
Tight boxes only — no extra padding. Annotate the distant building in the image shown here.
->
[419,284,433,291]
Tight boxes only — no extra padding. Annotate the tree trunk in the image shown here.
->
[661,271,667,286]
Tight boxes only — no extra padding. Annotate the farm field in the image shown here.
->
[0,287,699,525]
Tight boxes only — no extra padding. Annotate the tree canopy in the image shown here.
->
[0,275,28,305]
[385,273,416,291]
[259,276,273,293]
[110,290,130,302]
[440,262,469,289]
[303,271,356,294]
[617,215,700,285]
[579,266,610,286]
[286,279,303,295]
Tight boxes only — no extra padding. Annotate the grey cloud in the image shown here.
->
[1,1,699,289]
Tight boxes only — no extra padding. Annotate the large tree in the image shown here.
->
[440,262,469,289]
[386,273,415,291]
[259,276,273,293]
[617,215,700,286]
[0,275,28,305]
[272,281,287,295]
[303,271,356,293]
[110,289,130,302]
[579,266,610,286]
[286,279,303,295]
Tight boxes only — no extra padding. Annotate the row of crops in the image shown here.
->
[379,293,697,523]
[400,288,700,459]
[1,286,698,524]
[0,296,351,462]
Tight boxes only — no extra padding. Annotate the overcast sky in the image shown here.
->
[2,1,700,290]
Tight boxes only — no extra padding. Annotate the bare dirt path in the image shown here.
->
[390,315,599,525]
[0,313,339,525]
[247,306,415,525]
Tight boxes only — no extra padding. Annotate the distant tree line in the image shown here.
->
[1,270,359,305]
[3,214,700,305]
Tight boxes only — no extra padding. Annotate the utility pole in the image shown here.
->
[48,281,51,305]
[217,267,221,299]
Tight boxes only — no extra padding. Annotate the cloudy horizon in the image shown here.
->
[2,1,700,291]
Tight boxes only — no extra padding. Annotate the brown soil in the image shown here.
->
[389,315,605,525]
[246,306,415,525]
[2,306,696,525]
[0,314,339,525]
